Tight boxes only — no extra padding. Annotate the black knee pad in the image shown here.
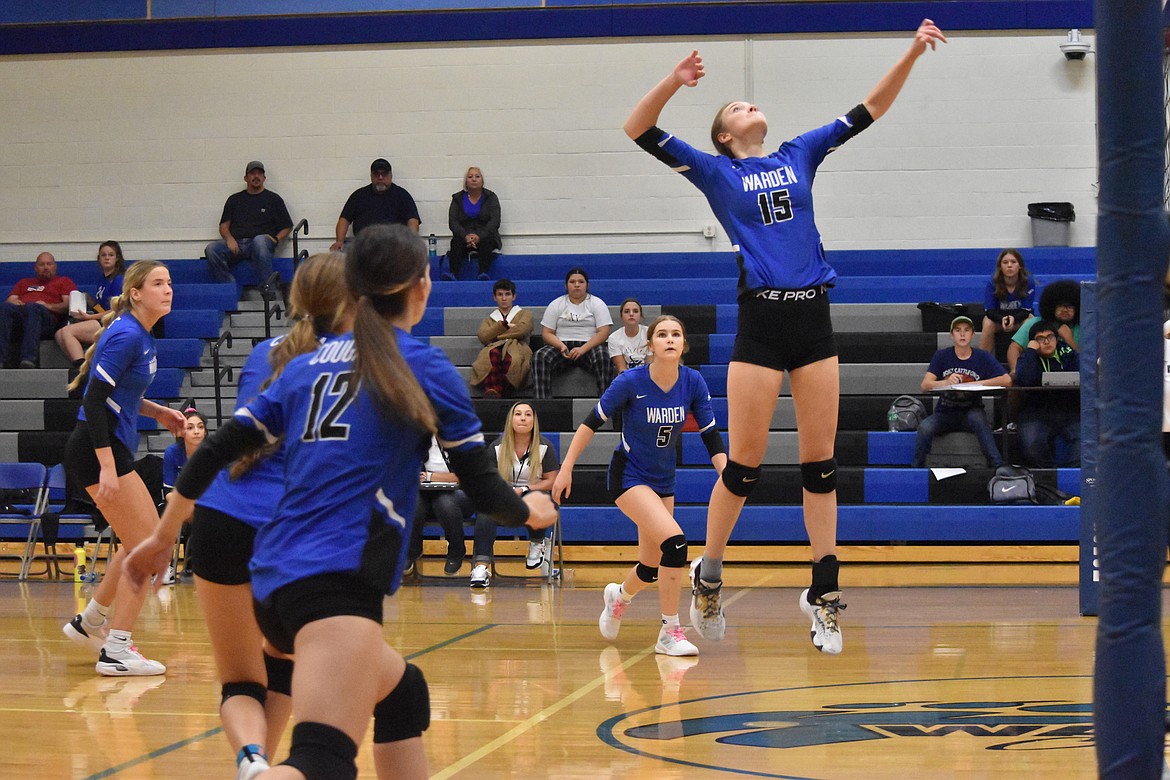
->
[283,721,358,780]
[800,458,837,494]
[373,663,431,744]
[264,652,294,697]
[658,534,688,569]
[635,562,659,583]
[221,681,267,709]
[722,460,762,498]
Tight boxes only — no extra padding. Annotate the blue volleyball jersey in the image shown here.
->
[94,272,123,310]
[77,314,157,452]
[236,330,485,602]
[196,336,289,530]
[595,365,718,493]
[642,116,860,292]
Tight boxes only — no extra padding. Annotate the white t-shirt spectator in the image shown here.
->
[608,325,650,368]
[540,294,612,344]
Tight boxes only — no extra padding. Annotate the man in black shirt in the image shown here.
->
[330,158,420,250]
[204,161,293,291]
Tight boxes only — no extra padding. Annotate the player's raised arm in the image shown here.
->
[862,19,946,121]
[624,50,705,139]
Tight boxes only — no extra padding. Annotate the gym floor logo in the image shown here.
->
[597,677,1093,777]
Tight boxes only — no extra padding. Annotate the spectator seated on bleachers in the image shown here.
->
[607,298,650,375]
[204,161,293,295]
[1013,319,1080,468]
[445,166,501,281]
[532,267,612,399]
[913,315,1012,468]
[469,402,560,588]
[407,438,470,577]
[1,252,76,369]
[470,279,533,398]
[1007,279,1080,375]
[979,248,1035,358]
[330,157,420,250]
[54,242,126,369]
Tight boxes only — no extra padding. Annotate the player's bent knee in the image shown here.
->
[264,652,294,697]
[721,460,762,498]
[800,458,837,494]
[635,562,659,583]
[282,721,358,780]
[373,663,431,743]
[221,681,266,708]
[659,533,688,569]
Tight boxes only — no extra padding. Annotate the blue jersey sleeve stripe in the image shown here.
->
[439,432,485,450]
[94,363,117,387]
[234,408,278,444]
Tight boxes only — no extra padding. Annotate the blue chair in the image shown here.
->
[0,462,48,580]
[44,464,106,579]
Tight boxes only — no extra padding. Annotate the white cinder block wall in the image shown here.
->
[0,31,1097,264]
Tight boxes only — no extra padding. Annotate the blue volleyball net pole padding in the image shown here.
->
[1093,0,1170,775]
[1078,281,1097,617]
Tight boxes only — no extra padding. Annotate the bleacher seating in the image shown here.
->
[1,247,1093,569]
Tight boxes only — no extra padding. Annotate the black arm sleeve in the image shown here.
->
[634,126,678,167]
[838,104,875,144]
[173,419,268,500]
[701,426,726,460]
[81,378,117,450]
[582,409,606,432]
[446,443,531,527]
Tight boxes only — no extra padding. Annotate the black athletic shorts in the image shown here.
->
[187,505,256,586]
[253,572,384,656]
[607,449,674,503]
[731,285,837,372]
[63,419,136,488]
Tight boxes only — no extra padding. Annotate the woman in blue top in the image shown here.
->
[979,248,1036,354]
[126,225,557,780]
[553,315,726,657]
[625,20,946,655]
[56,240,126,366]
[61,259,185,677]
[162,409,207,493]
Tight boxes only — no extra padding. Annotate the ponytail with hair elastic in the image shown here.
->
[352,296,437,434]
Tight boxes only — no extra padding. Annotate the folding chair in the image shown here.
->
[0,462,48,580]
[489,512,564,585]
[44,464,101,580]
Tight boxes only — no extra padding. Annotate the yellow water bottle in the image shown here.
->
[74,546,87,583]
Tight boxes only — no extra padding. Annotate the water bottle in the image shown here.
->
[427,233,437,265]
[74,546,88,583]
[887,408,898,432]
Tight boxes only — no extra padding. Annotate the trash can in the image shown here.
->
[1028,202,1075,247]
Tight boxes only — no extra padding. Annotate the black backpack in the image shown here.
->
[988,465,1036,505]
[888,395,927,432]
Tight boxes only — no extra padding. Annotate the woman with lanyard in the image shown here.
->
[183,252,351,779]
[553,315,725,656]
[469,401,560,587]
[62,259,185,676]
[624,20,946,654]
[125,225,557,780]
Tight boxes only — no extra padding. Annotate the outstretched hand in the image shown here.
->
[912,19,947,55]
[673,50,705,88]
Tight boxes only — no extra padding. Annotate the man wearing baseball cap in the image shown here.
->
[204,161,294,292]
[911,314,1012,468]
[330,158,421,251]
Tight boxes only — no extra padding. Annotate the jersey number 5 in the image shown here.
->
[655,425,674,448]
[302,371,356,442]
[757,189,793,226]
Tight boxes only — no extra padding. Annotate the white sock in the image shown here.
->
[106,629,132,653]
[661,614,680,627]
[617,585,634,602]
[82,599,109,627]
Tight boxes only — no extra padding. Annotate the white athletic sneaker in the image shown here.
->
[236,747,270,780]
[161,565,177,586]
[96,645,166,677]
[655,624,699,657]
[525,540,544,569]
[689,558,726,641]
[598,583,628,641]
[540,536,555,578]
[63,613,108,653]
[469,563,491,589]
[799,588,846,655]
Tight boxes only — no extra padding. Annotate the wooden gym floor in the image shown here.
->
[2,564,1132,779]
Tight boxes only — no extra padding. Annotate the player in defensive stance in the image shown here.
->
[624,20,946,654]
[553,315,725,656]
